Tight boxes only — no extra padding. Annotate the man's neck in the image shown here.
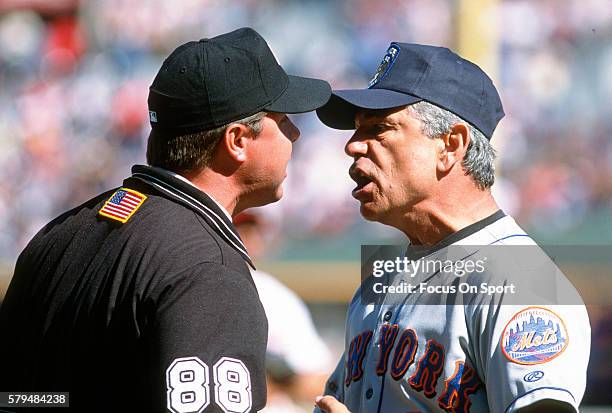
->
[398,192,500,246]
[180,169,240,218]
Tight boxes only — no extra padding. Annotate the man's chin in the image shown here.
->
[266,187,284,205]
[359,202,383,222]
[248,186,284,208]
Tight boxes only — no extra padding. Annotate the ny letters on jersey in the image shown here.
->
[346,326,481,413]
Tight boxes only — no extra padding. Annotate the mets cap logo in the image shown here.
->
[368,44,400,88]
[501,306,568,365]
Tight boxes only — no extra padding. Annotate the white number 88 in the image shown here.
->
[166,356,251,413]
[214,357,251,413]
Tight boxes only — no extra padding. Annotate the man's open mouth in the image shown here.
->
[353,174,372,190]
[349,166,375,197]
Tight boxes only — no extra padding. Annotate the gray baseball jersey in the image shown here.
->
[317,211,590,413]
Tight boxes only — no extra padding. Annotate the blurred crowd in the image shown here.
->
[1,0,612,262]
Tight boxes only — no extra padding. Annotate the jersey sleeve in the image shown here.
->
[313,353,347,413]
[468,303,590,413]
[143,262,268,413]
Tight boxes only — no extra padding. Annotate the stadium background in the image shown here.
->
[0,0,610,410]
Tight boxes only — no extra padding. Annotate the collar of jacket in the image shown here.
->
[128,164,255,269]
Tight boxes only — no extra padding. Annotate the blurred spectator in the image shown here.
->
[234,212,333,412]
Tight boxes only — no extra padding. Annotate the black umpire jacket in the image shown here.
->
[0,165,267,412]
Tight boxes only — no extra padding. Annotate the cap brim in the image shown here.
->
[265,75,331,114]
[316,89,421,130]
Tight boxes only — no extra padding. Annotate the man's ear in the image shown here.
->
[438,123,470,172]
[222,123,253,163]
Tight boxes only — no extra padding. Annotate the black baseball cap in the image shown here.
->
[148,27,331,135]
[316,43,504,139]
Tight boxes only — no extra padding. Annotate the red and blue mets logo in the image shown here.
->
[501,306,569,365]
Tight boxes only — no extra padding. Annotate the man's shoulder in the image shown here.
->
[41,188,220,245]
[464,214,535,246]
[164,260,258,298]
[129,192,249,271]
[23,187,238,271]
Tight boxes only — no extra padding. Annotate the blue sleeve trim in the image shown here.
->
[489,234,532,245]
[503,386,576,413]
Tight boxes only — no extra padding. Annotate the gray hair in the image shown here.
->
[407,101,496,189]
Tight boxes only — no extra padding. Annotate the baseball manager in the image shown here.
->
[0,27,330,412]
[314,43,590,413]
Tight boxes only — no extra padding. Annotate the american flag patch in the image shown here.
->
[98,188,147,223]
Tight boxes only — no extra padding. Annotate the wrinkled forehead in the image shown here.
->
[354,105,411,127]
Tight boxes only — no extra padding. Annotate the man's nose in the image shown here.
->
[345,134,367,157]
[288,119,300,142]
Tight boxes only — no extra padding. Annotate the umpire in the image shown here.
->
[0,27,330,412]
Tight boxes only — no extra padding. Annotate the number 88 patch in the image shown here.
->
[166,356,251,413]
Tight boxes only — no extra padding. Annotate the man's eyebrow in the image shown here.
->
[356,107,403,122]
[355,115,398,129]
[360,111,389,121]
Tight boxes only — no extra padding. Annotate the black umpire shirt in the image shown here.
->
[0,165,268,412]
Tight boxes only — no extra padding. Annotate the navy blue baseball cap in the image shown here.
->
[316,43,504,139]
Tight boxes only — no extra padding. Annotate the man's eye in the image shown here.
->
[372,124,386,133]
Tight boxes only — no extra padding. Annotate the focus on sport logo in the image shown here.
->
[501,307,568,365]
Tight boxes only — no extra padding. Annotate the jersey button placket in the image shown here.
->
[383,311,392,322]
[362,322,382,410]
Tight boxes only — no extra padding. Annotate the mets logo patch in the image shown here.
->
[501,306,568,365]
[99,188,147,223]
[368,43,400,88]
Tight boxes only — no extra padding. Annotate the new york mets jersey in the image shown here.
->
[317,210,590,413]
